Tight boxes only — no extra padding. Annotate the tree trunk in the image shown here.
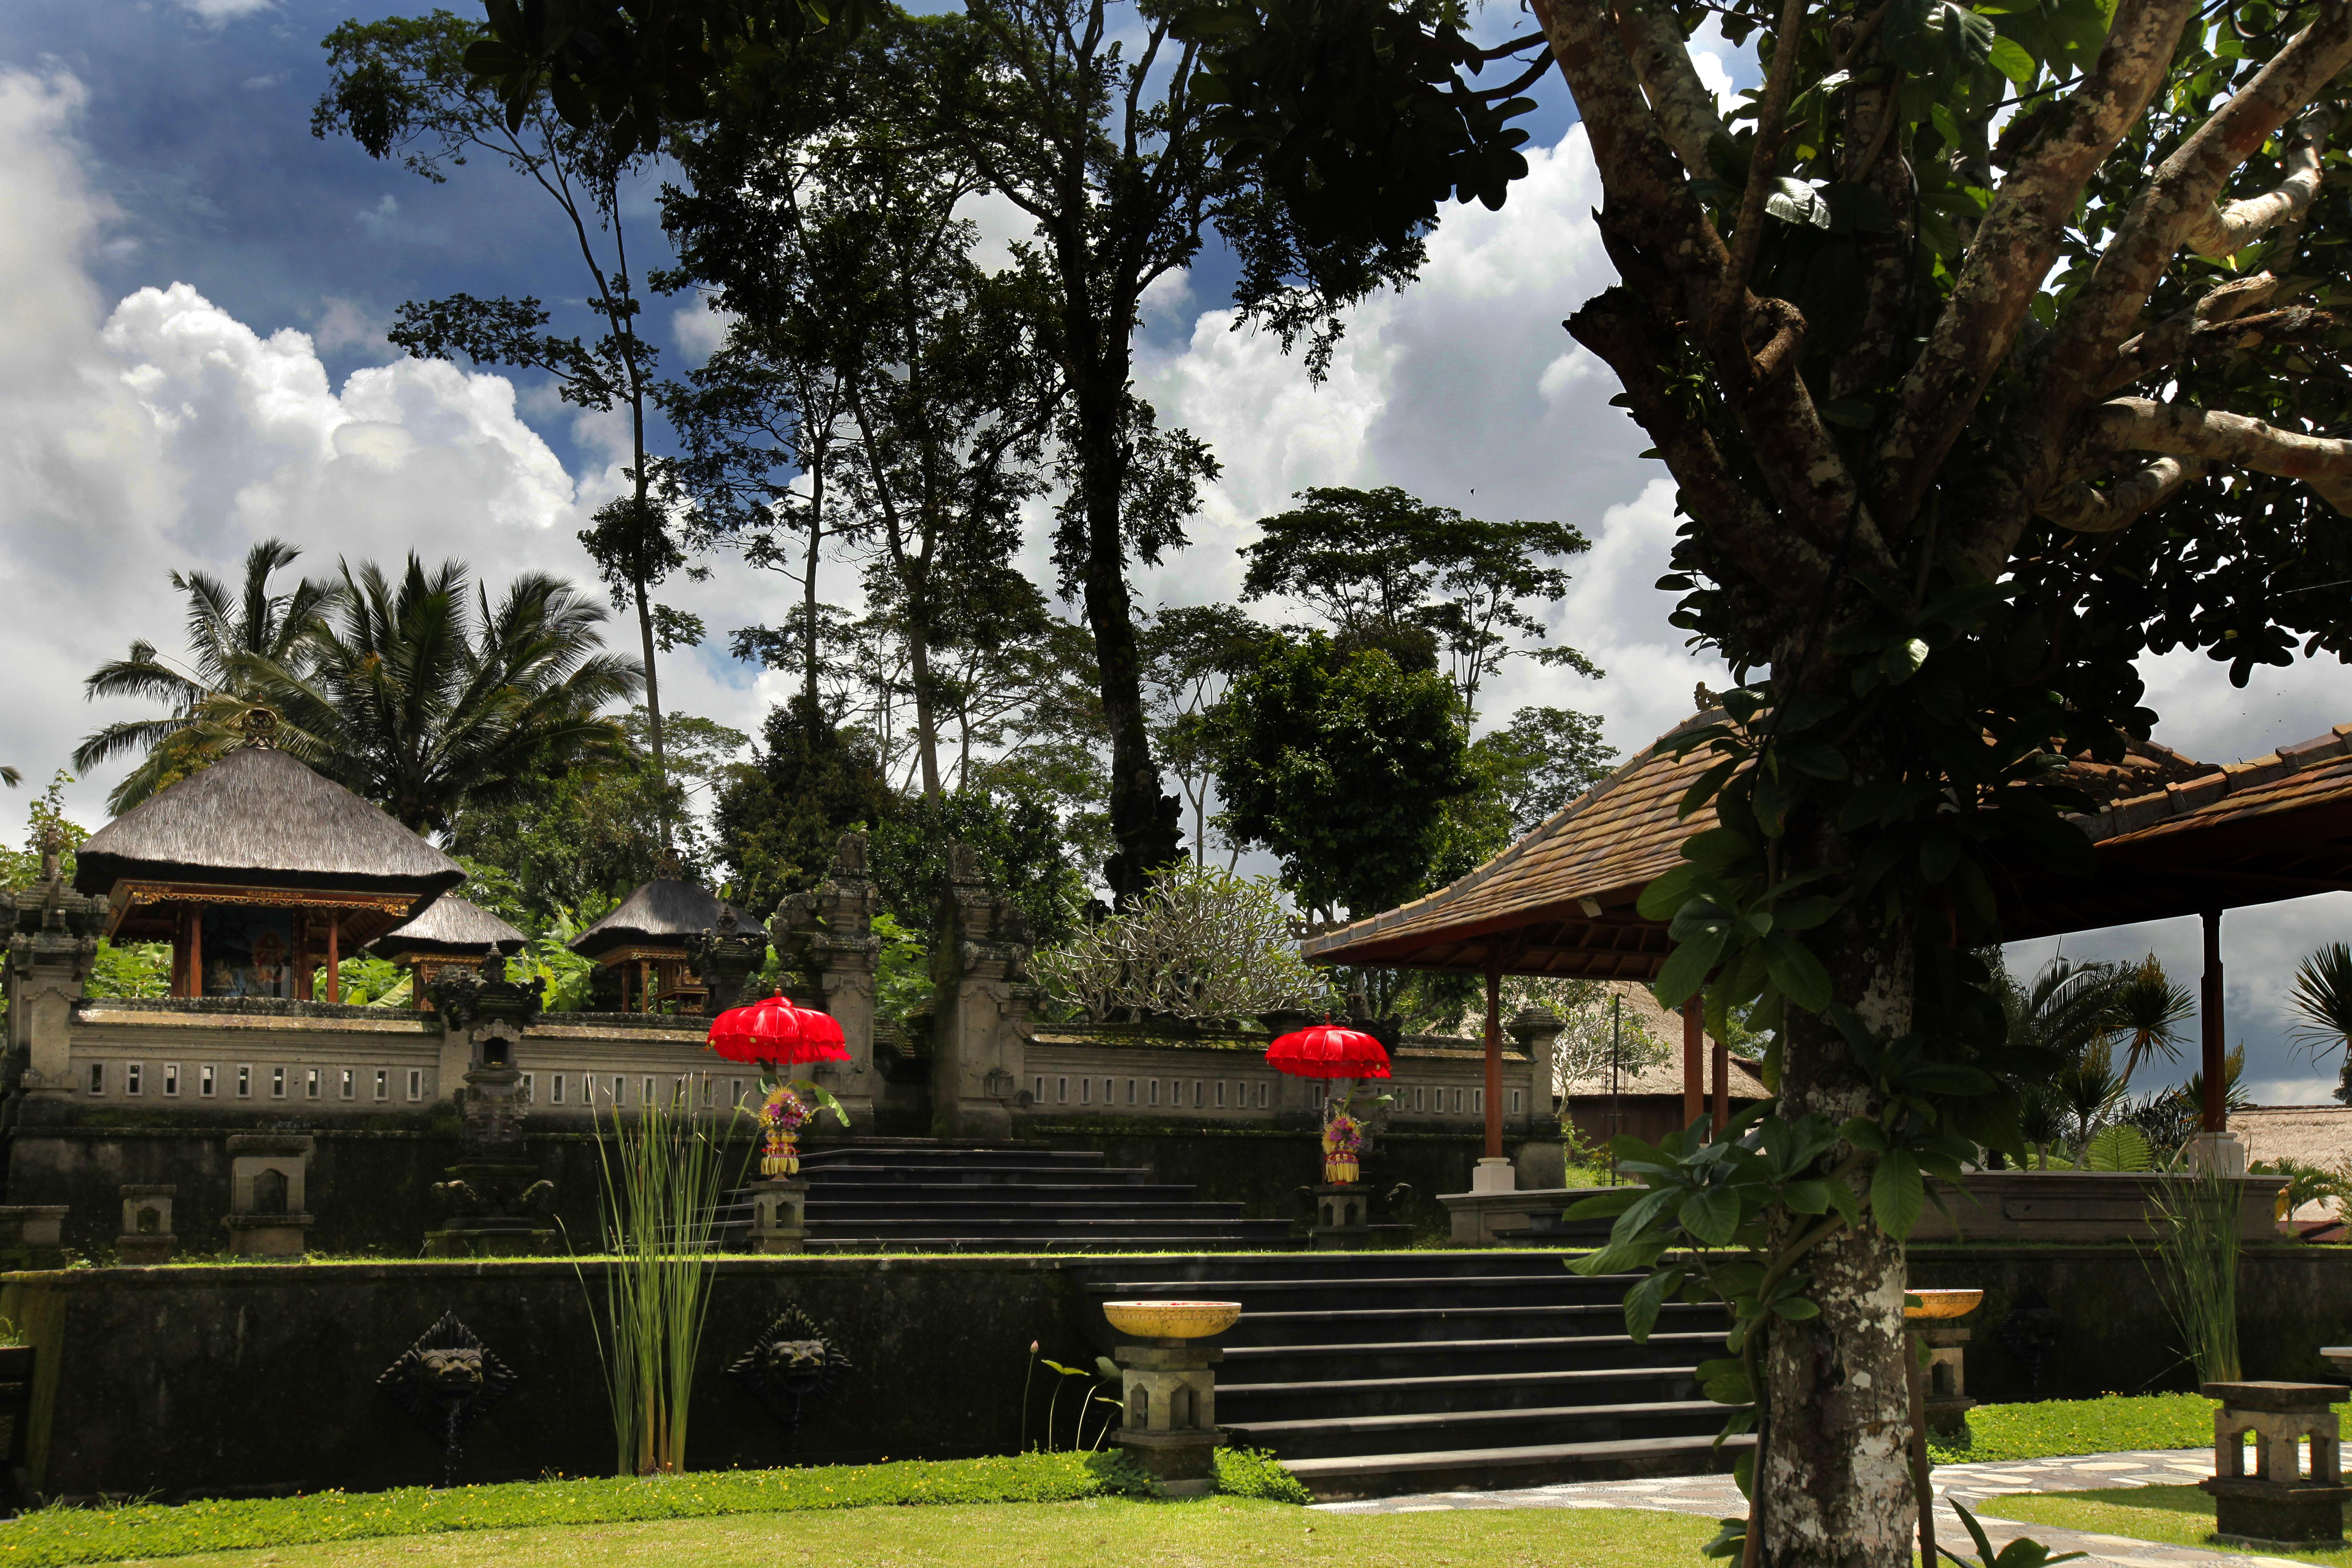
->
[1762,794,1919,1568]
[803,441,825,731]
[907,601,943,802]
[1072,378,1179,902]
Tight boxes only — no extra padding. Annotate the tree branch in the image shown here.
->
[1870,0,2202,535]
[1612,0,1727,176]
[2020,10,2352,513]
[2082,395,2352,513]
[2100,302,2335,393]
[1714,0,1809,365]
[1567,289,1834,604]
[2039,454,2207,532]
[2184,105,2334,258]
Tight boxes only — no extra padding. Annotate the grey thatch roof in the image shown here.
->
[570,878,750,959]
[371,895,527,960]
[74,745,464,898]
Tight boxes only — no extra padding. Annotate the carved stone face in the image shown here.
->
[418,1348,485,1400]
[763,1338,830,1386]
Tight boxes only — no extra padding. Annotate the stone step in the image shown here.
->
[1278,1431,1752,1501]
[1226,1398,1729,1460]
[1218,1328,1726,1383]
[1215,1300,1713,1347]
[1215,1363,1706,1423]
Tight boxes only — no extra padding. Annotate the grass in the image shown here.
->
[1988,1485,2352,1564]
[4,1498,1718,1568]
[1928,1393,2224,1464]
[0,1450,1316,1566]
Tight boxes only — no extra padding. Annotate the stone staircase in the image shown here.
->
[717,1144,1300,1253]
[1078,1251,1744,1501]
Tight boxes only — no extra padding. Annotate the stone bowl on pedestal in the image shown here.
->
[1903,1288,1983,1320]
[1102,1300,1241,1341]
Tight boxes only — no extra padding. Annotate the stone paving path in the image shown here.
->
[1314,1449,2314,1568]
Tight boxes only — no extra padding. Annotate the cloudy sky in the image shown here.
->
[2,1,2348,1100]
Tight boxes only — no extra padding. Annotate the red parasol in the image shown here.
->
[1266,1021,1391,1080]
[707,990,851,1068]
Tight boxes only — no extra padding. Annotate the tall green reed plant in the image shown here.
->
[2145,1164,2242,1384]
[576,1089,741,1475]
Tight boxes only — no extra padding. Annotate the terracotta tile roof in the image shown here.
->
[1308,713,2352,973]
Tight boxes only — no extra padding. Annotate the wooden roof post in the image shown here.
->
[1483,957,1504,1161]
[2201,908,2224,1135]
[1710,1029,1729,1136]
[1682,997,1703,1130]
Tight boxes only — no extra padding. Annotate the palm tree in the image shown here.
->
[241,556,645,833]
[2055,1038,2130,1148]
[1998,955,2128,1062]
[2290,942,2352,1073]
[1,768,18,789]
[2112,954,2195,1083]
[72,539,339,813]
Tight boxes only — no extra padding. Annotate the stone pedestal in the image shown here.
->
[227,1135,312,1259]
[744,1178,809,1254]
[2201,1380,2351,1547]
[1919,1324,1976,1441]
[423,1161,557,1257]
[118,1184,176,1265]
[2186,1131,2249,1178]
[1472,1157,1516,1194]
[423,959,555,1257]
[1114,1341,1222,1496]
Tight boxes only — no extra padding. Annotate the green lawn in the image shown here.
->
[22,1499,1718,1568]
[1988,1485,2352,1564]
[1929,1393,2232,1464]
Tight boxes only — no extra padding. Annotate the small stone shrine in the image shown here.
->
[226,1135,313,1257]
[2201,1380,2351,1547]
[117,1184,176,1264]
[743,1180,809,1254]
[1105,1299,1240,1497]
[423,957,556,1256]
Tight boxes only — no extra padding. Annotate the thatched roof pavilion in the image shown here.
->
[370,895,528,1011]
[570,877,751,1013]
[73,734,462,1002]
[1305,712,2352,1161]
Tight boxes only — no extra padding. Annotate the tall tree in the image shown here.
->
[1193,0,2352,1555]
[315,11,689,813]
[72,538,339,813]
[1139,603,1265,864]
[1240,485,1596,719]
[465,0,1415,901]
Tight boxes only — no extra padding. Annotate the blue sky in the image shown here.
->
[3,1,2351,1103]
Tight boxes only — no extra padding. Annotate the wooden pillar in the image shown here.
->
[1483,957,1504,1160]
[2201,908,2225,1134]
[1711,1031,1729,1135]
[188,907,204,998]
[293,921,312,1002]
[172,908,189,998]
[325,918,341,1006]
[1682,997,1704,1130]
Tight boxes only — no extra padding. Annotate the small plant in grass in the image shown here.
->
[2145,1166,2241,1384]
[575,1091,741,1475]
[1021,1342,1122,1452]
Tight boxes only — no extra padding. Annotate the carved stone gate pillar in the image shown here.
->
[3,839,104,1110]
[928,845,1033,1142]
[769,831,882,1129]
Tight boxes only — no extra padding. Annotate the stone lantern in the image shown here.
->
[2201,1380,2350,1547]
[118,1184,176,1265]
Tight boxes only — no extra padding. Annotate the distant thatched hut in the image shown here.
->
[569,878,751,1013]
[73,730,462,1002]
[370,895,527,1007]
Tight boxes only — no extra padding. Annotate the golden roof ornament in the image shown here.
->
[238,707,280,749]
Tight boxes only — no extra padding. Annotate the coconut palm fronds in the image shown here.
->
[2112,955,2193,1082]
[2289,943,2352,1064]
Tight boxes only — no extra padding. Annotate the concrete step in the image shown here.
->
[1279,1430,1752,1501]
[1080,1273,1634,1315]
[1215,1301,1715,1346]
[1219,1328,1725,1382]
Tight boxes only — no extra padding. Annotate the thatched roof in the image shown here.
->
[74,745,463,900]
[371,895,526,960]
[570,878,750,959]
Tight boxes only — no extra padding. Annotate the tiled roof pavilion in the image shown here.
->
[1305,712,2352,979]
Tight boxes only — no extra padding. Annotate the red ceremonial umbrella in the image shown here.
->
[707,990,851,1070]
[1266,1020,1391,1080]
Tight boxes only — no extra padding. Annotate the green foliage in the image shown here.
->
[2145,1167,2242,1385]
[871,912,933,1033]
[2112,956,2194,1081]
[0,773,87,890]
[2079,1124,2154,1172]
[2290,941,2352,1065]
[87,943,170,1001]
[1209,632,1475,920]
[1212,1447,1313,1504]
[1924,1393,2225,1465]
[0,1451,1164,1565]
[579,1093,738,1475]
[1473,707,1618,836]
[711,703,899,918]
[868,787,1087,949]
